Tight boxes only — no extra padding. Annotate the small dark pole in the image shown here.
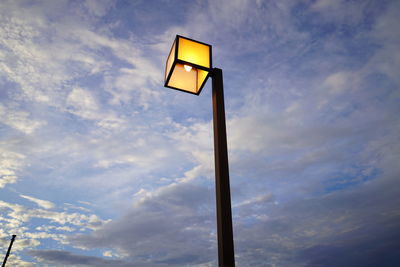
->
[211,68,235,267]
[2,235,16,267]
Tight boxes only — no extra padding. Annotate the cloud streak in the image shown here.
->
[20,195,55,209]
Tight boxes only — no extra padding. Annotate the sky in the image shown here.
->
[0,0,399,266]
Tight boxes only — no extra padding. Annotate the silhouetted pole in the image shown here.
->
[2,235,16,267]
[212,68,235,267]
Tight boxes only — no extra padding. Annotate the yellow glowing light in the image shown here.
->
[164,35,212,95]
[184,65,192,72]
[177,38,210,69]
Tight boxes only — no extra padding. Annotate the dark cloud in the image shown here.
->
[69,182,217,266]
[28,250,132,267]
[233,168,400,266]
[61,162,400,266]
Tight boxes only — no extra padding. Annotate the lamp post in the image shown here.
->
[164,35,235,267]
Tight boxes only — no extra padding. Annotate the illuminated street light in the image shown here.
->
[164,35,235,267]
[164,35,212,95]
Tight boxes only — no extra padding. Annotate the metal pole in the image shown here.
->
[2,235,16,267]
[211,68,235,267]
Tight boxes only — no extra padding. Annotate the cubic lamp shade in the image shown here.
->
[164,35,212,95]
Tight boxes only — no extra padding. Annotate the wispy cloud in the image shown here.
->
[0,148,25,188]
[20,195,55,209]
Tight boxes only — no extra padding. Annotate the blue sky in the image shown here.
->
[0,0,399,266]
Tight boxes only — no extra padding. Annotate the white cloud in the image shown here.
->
[66,87,100,120]
[64,203,92,213]
[310,0,367,25]
[64,87,127,130]
[0,0,161,112]
[0,173,17,189]
[19,194,55,209]
[83,0,115,17]
[0,200,105,231]
[364,1,400,83]
[0,11,69,104]
[36,225,76,233]
[0,198,110,265]
[323,71,352,95]
[0,148,25,188]
[166,120,214,181]
[233,193,274,208]
[102,250,113,257]
[0,105,46,134]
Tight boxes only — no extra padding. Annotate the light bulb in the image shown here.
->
[184,65,192,72]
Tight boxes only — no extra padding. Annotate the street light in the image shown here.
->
[164,35,235,267]
[164,35,212,95]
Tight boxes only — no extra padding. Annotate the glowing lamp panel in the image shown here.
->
[197,69,208,90]
[177,37,210,69]
[165,40,176,81]
[167,64,208,94]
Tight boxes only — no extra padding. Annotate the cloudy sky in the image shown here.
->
[1,0,399,266]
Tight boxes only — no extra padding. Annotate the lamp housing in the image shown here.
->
[164,35,212,95]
